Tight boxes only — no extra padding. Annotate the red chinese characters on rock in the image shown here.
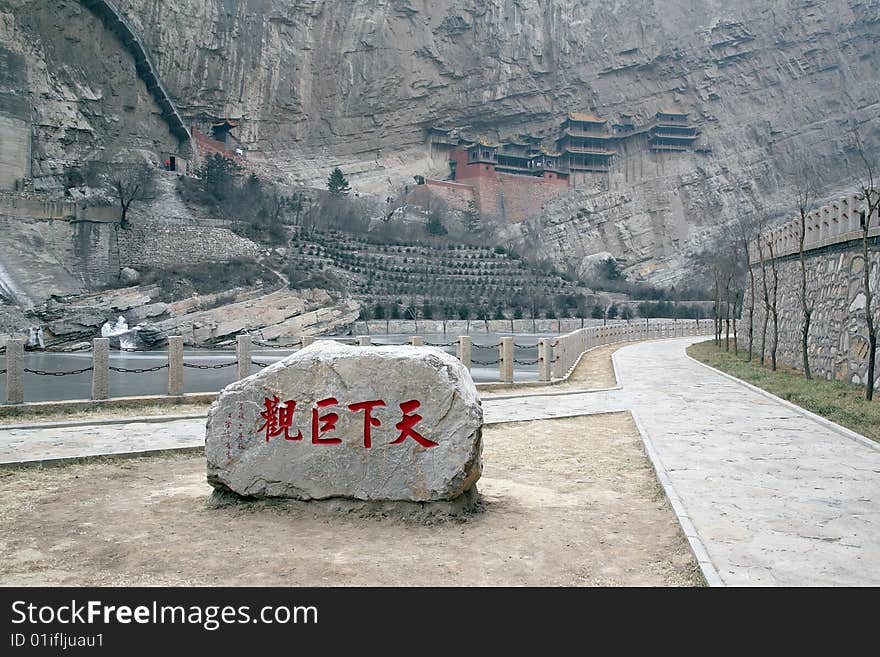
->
[259,396,303,442]
[390,400,439,448]
[258,396,437,449]
[348,400,385,448]
[312,397,340,445]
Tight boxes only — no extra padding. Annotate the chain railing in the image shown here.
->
[252,339,303,349]
[110,364,169,374]
[2,320,712,404]
[183,361,238,370]
[24,366,94,377]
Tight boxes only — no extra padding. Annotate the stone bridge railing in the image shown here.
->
[2,320,712,405]
[749,193,880,264]
[79,0,191,147]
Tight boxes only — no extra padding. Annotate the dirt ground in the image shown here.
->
[483,341,629,397]
[0,403,210,426]
[0,413,702,587]
[564,341,629,388]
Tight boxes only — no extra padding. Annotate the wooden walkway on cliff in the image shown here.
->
[79,0,191,146]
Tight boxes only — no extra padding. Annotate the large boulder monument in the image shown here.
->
[206,341,483,505]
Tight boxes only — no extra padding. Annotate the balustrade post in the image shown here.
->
[537,339,551,382]
[4,339,24,405]
[457,336,471,370]
[552,338,565,380]
[500,337,514,383]
[236,334,251,380]
[91,337,110,400]
[167,335,184,396]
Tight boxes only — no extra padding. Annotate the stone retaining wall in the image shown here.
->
[117,220,260,268]
[744,237,880,387]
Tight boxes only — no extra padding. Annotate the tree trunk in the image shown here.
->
[802,310,812,380]
[747,264,755,362]
[714,269,721,347]
[733,290,741,357]
[864,231,876,401]
[799,211,812,380]
[759,242,769,366]
[119,198,130,230]
[724,278,731,352]
[770,242,779,372]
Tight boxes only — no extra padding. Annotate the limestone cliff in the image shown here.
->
[6,0,880,282]
[0,0,183,188]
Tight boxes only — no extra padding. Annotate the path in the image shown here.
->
[2,336,878,585]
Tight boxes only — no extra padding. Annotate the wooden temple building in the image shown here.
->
[191,117,246,163]
[430,109,700,187]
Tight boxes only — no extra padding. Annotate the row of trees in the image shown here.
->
[707,132,878,400]
[359,298,709,322]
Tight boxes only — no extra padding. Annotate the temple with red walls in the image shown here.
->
[191,118,246,164]
[424,109,700,223]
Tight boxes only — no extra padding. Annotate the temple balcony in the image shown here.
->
[650,131,698,140]
[561,128,615,139]
[653,121,697,131]
[650,143,692,152]
[569,164,612,172]
[561,145,617,156]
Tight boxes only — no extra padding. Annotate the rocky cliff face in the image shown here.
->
[1,0,182,188]
[7,0,880,281]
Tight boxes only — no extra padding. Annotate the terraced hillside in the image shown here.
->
[287,228,590,319]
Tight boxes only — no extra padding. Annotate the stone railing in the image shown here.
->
[550,319,708,379]
[749,194,880,264]
[2,320,712,405]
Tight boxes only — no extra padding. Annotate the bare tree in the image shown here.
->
[713,265,722,347]
[853,131,879,401]
[780,162,821,379]
[87,161,157,229]
[733,289,742,356]
[756,233,770,366]
[767,233,781,371]
[797,186,813,380]
[724,265,733,352]
[735,213,761,361]
[713,223,744,353]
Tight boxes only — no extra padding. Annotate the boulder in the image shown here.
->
[120,267,140,284]
[206,341,483,502]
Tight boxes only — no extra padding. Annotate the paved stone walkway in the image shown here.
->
[2,336,878,586]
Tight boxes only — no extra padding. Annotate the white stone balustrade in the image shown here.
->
[749,192,878,264]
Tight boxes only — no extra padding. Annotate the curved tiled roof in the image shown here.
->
[567,112,607,123]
